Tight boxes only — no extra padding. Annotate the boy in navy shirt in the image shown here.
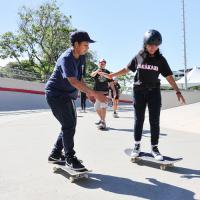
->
[46,31,108,170]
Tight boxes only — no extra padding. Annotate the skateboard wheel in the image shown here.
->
[69,177,75,183]
[131,158,136,163]
[160,165,166,170]
[84,174,89,179]
[53,167,57,172]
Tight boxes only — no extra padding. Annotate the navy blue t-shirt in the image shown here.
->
[45,48,86,99]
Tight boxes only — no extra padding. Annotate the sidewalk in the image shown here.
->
[0,103,199,200]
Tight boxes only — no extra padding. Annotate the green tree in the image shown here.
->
[0,1,77,81]
[0,32,24,66]
[0,61,41,81]
[117,73,134,92]
[84,51,98,87]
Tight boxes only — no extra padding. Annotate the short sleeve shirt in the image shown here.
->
[127,53,173,87]
[93,68,112,92]
[45,48,86,99]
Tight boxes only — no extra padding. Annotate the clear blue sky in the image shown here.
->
[0,0,199,71]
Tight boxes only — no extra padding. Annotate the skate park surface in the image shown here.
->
[0,102,200,200]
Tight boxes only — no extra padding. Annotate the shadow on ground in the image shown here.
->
[54,170,196,200]
[126,161,200,180]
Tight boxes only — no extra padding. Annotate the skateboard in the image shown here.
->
[52,164,92,183]
[125,148,183,170]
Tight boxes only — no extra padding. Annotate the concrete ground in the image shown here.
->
[0,103,200,200]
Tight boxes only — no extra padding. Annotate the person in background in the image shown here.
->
[80,91,87,112]
[91,58,116,130]
[110,78,121,118]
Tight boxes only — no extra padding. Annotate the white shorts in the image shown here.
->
[94,100,108,110]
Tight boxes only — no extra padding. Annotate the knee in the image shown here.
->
[61,123,76,132]
[149,118,160,127]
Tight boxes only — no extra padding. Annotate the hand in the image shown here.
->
[98,72,113,79]
[87,94,96,104]
[114,95,118,100]
[107,73,114,79]
[98,71,107,76]
[96,69,102,74]
[176,92,186,104]
[113,92,117,99]
[93,91,108,103]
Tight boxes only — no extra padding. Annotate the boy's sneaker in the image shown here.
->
[60,153,65,161]
[98,121,106,129]
[48,151,65,164]
[66,156,86,171]
[151,146,164,161]
[131,143,141,157]
[95,120,102,125]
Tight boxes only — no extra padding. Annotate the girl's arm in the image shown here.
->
[99,68,129,79]
[165,75,186,104]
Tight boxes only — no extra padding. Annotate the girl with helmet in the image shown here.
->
[100,29,185,160]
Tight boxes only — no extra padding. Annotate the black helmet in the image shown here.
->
[143,30,162,46]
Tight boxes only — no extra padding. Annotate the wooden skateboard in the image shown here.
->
[125,148,183,170]
[52,164,92,183]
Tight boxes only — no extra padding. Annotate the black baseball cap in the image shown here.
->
[70,31,95,45]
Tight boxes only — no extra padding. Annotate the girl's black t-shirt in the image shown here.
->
[127,50,173,88]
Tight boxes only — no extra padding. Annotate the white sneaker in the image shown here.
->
[151,146,164,161]
[98,121,106,129]
[131,143,141,157]
[95,120,102,125]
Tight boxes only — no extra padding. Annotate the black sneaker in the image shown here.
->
[113,112,119,118]
[60,153,66,161]
[66,156,86,171]
[48,151,65,164]
[95,120,102,125]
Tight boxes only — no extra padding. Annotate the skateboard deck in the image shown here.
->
[125,148,183,170]
[52,164,92,182]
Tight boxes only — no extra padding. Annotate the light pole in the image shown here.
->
[182,0,188,90]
